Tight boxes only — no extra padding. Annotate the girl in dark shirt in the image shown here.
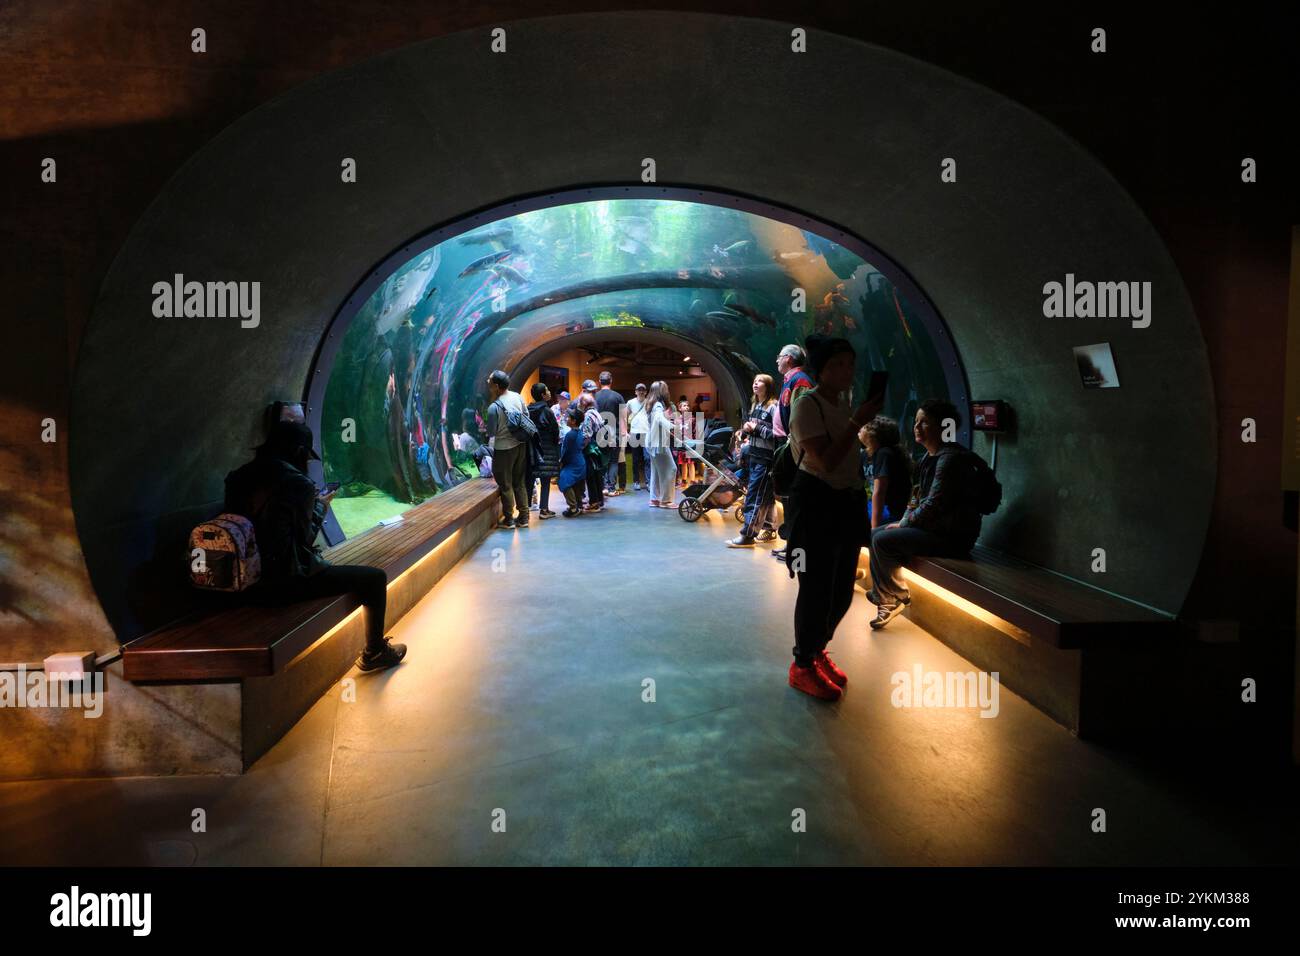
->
[859,416,912,528]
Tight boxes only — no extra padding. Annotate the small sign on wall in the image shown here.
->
[1073,342,1120,389]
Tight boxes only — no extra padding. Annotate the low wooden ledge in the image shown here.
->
[122,480,500,681]
[904,544,1177,649]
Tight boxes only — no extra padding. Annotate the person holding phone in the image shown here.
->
[224,420,406,672]
[782,336,883,701]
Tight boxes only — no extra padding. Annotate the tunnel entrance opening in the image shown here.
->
[513,327,742,422]
[312,187,967,543]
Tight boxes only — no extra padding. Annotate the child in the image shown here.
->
[557,406,588,517]
[675,400,695,486]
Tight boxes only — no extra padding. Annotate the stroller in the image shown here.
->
[677,418,747,523]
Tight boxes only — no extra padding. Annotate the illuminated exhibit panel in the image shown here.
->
[321,197,954,537]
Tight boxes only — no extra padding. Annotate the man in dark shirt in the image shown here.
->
[224,421,406,671]
[593,371,626,495]
[867,399,983,630]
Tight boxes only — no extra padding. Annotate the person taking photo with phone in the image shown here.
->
[782,336,883,701]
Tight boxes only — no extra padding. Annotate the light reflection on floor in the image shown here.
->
[0,493,1288,866]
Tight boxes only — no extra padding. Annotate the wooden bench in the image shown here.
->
[885,543,1182,736]
[122,480,500,682]
[904,544,1178,649]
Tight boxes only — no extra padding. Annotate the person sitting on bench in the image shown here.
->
[224,420,407,672]
[867,399,983,631]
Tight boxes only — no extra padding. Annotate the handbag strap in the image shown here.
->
[793,391,829,467]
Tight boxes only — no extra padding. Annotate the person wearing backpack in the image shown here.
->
[867,398,995,630]
[485,369,534,529]
[223,420,406,672]
[577,392,607,512]
[527,381,561,519]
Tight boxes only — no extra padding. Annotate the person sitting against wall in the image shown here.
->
[527,381,561,519]
[859,415,913,530]
[728,373,779,548]
[867,399,983,630]
[557,405,589,517]
[783,335,882,701]
[224,420,406,672]
[485,369,530,530]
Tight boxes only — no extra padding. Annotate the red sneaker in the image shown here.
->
[815,651,848,687]
[788,661,843,701]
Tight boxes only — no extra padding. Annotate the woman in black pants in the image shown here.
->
[783,336,881,700]
[527,382,561,518]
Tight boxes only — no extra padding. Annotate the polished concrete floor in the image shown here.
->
[0,490,1293,866]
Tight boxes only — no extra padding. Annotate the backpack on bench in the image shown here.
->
[188,514,262,591]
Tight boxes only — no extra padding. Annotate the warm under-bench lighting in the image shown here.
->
[285,528,467,670]
[859,546,1031,645]
[900,567,1032,645]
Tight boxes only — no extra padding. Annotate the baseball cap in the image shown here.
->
[582,379,597,391]
[261,420,321,460]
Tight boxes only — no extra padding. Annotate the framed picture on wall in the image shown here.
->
[1073,343,1120,389]
[538,364,569,401]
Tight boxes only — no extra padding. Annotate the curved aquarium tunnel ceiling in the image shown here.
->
[316,190,964,538]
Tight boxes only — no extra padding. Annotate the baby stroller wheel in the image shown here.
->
[733,504,745,523]
[679,498,704,522]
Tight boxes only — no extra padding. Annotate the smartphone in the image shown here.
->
[320,480,342,495]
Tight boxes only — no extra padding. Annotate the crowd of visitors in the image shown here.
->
[465,343,994,703]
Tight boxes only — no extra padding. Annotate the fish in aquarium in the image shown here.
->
[487,263,529,286]
[458,225,514,246]
[721,301,776,328]
[813,282,856,333]
[712,239,753,258]
[730,350,762,375]
[375,249,439,335]
[613,215,664,256]
[458,249,515,277]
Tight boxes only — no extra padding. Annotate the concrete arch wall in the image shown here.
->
[70,12,1214,640]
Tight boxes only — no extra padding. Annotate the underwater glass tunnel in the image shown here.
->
[317,189,964,538]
